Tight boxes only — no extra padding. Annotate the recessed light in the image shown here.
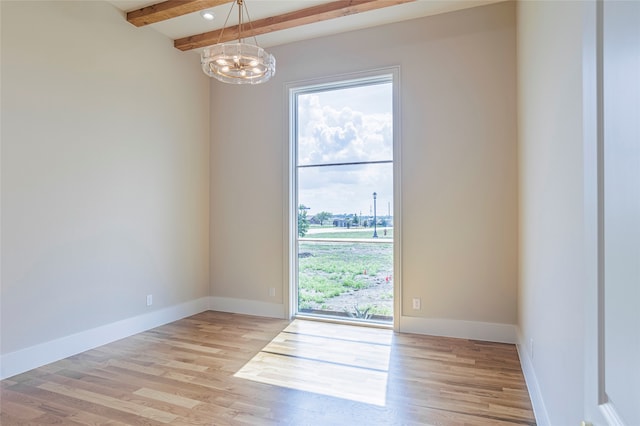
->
[200,10,215,21]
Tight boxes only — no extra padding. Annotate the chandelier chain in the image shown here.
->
[241,0,261,48]
[238,0,243,43]
[215,0,236,45]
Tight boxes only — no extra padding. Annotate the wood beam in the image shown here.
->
[127,0,234,27]
[174,0,416,51]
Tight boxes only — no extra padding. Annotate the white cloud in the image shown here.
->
[299,164,393,216]
[296,84,394,217]
[297,92,392,166]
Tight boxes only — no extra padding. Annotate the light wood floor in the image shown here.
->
[1,311,536,425]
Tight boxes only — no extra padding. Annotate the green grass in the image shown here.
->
[304,228,393,240]
[351,304,392,317]
[298,241,393,314]
[371,306,392,316]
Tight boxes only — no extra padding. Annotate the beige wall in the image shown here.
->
[210,2,518,327]
[517,1,591,424]
[1,0,517,364]
[517,2,640,424]
[1,1,210,354]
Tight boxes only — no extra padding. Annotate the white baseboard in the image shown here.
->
[516,329,550,426]
[209,296,285,319]
[0,297,210,380]
[600,402,626,426]
[398,315,518,343]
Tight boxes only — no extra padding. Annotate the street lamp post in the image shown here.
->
[372,192,378,238]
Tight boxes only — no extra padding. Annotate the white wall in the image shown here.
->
[600,2,640,424]
[517,2,590,424]
[1,1,210,373]
[210,2,518,338]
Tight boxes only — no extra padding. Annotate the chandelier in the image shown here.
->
[201,0,275,84]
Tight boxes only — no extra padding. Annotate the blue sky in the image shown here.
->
[297,82,393,217]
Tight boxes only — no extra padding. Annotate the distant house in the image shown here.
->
[332,218,349,227]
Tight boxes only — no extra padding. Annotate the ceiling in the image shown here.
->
[108,0,503,54]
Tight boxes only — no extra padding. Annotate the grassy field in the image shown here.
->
[298,231,393,317]
[305,225,393,240]
[304,228,393,239]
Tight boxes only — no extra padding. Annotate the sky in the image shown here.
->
[297,82,394,217]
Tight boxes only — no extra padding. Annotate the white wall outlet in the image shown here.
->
[146,294,153,306]
[529,338,534,359]
[268,287,276,297]
[412,298,421,310]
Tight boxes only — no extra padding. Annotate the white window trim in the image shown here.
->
[282,67,402,330]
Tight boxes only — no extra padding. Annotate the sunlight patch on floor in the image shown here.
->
[234,320,392,406]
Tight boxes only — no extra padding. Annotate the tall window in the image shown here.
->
[290,74,395,324]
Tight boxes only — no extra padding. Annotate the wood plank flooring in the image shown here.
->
[0,311,536,425]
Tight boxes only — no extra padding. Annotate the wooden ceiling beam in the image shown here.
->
[127,0,234,27]
[174,0,416,51]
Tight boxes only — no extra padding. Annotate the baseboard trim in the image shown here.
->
[599,402,625,426]
[398,315,518,343]
[0,297,210,380]
[516,329,550,426]
[209,296,285,319]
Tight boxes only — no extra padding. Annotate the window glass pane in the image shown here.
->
[297,83,393,166]
[293,75,394,324]
[298,240,393,320]
[298,163,393,238]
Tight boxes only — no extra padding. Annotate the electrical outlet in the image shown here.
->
[412,298,421,310]
[269,287,276,297]
[146,294,153,306]
[530,338,534,359]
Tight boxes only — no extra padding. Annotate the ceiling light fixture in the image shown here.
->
[200,10,215,21]
[201,0,275,85]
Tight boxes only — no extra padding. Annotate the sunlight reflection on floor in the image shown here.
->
[234,320,392,406]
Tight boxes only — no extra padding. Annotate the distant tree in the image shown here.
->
[352,213,359,226]
[298,205,310,237]
[316,211,332,226]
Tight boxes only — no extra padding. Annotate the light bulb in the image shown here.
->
[200,11,215,20]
